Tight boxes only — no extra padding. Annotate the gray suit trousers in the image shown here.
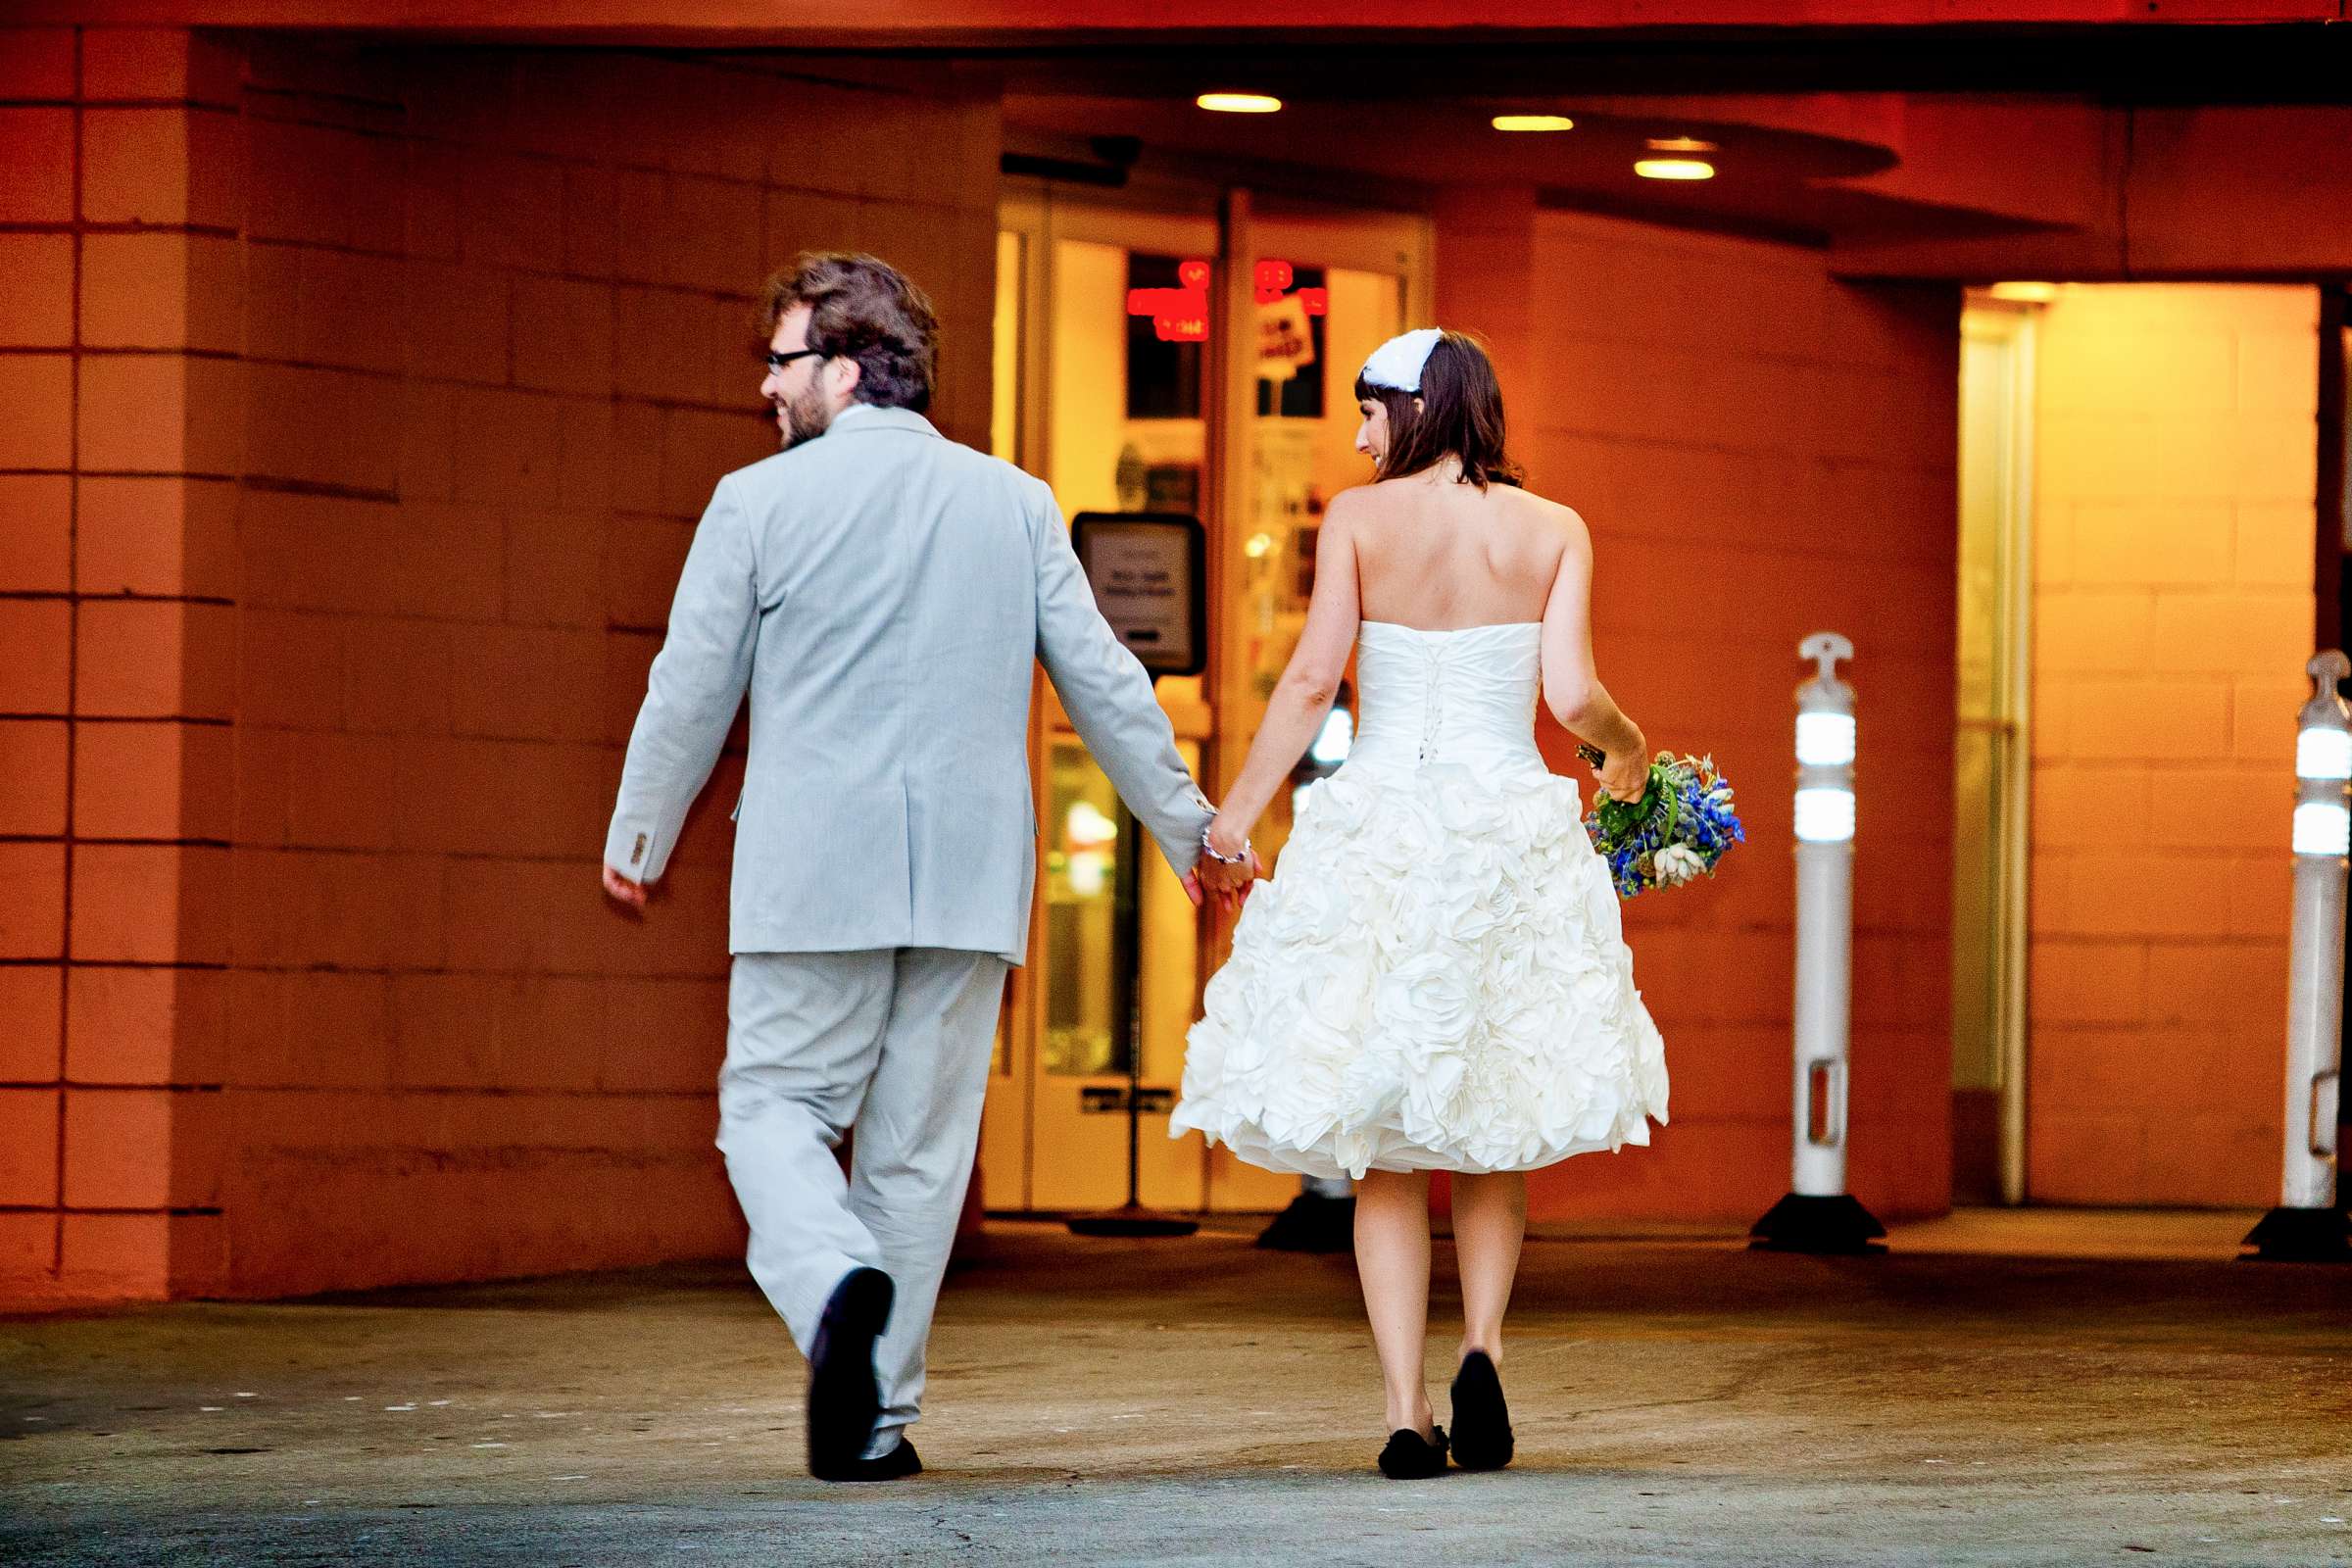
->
[718,947,1007,1460]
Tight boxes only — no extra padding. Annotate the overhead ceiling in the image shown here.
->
[962,24,2352,250]
[1000,88,2075,248]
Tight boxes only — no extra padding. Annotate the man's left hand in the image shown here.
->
[603,865,650,910]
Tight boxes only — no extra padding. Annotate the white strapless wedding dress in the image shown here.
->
[1170,621,1668,1180]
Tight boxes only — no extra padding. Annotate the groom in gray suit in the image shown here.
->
[603,253,1216,1481]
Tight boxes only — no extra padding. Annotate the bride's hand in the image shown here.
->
[1196,816,1259,914]
[1198,847,1256,899]
[1595,746,1650,806]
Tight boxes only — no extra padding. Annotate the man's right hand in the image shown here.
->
[603,865,649,910]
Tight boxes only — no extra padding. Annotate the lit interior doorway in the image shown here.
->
[1953,282,2327,1209]
[979,176,1428,1213]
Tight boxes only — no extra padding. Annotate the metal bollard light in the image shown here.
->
[1752,633,1886,1254]
[2243,650,2352,1263]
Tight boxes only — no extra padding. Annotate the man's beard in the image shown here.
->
[776,381,834,452]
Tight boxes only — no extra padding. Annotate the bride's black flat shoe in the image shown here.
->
[1449,1351,1514,1470]
[1377,1424,1449,1480]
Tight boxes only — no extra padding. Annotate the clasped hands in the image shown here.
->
[1183,813,1261,919]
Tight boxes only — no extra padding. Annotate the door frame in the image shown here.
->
[1956,296,2038,1206]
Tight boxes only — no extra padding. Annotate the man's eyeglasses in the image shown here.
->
[763,348,822,374]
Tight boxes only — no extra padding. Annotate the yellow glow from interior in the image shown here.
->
[1645,136,1718,153]
[1493,114,1575,132]
[1064,799,1118,847]
[1197,92,1282,114]
[1987,280,2060,303]
[1634,158,1715,181]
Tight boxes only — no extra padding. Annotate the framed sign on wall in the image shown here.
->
[1070,511,1208,679]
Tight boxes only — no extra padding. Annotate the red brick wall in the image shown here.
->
[0,26,1000,1301]
[1438,198,1960,1223]
[2025,284,2317,1205]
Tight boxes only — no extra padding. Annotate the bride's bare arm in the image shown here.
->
[1539,510,1646,798]
[1203,499,1364,869]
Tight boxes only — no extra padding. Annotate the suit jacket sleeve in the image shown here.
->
[604,475,759,884]
[1027,483,1213,876]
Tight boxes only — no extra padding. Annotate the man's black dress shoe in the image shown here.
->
[822,1438,922,1483]
[807,1266,894,1480]
[1377,1424,1448,1480]
[1448,1350,1513,1470]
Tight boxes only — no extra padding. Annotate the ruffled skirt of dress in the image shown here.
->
[1170,762,1668,1180]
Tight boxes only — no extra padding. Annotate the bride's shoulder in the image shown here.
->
[1497,486,1591,549]
[1319,483,1383,531]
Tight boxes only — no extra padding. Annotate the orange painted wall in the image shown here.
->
[1437,195,1961,1223]
[2024,284,2318,1205]
[0,27,1001,1301]
[0,26,244,1300]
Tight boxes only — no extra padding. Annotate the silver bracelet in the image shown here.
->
[1200,822,1252,865]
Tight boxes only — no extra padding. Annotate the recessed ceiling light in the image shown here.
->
[1493,114,1575,132]
[1198,92,1282,114]
[1635,158,1715,181]
[1645,136,1719,153]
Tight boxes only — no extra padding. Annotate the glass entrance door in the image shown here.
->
[982,191,1222,1212]
[980,183,1428,1215]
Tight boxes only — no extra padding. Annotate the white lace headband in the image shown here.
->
[1358,327,1444,394]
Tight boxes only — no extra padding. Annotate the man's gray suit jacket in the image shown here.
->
[604,404,1213,966]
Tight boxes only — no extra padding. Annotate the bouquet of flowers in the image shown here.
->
[1574,744,1743,899]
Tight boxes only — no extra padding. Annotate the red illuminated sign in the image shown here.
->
[1125,260,1316,340]
[1128,279,1213,342]
[1127,286,1208,318]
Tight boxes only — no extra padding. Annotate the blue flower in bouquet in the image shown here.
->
[1575,746,1743,899]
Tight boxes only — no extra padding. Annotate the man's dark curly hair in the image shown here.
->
[762,251,938,413]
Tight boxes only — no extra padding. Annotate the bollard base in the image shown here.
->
[1749,1193,1886,1255]
[1255,1192,1355,1253]
[2240,1204,2352,1263]
[1067,1203,1200,1239]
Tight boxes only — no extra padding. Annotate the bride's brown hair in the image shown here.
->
[1353,329,1525,490]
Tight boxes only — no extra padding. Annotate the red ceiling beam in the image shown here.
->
[6,0,2346,34]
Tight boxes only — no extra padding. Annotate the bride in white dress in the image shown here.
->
[1175,328,1668,1479]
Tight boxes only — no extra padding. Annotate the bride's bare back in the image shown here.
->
[1282,462,1642,806]
[1349,467,1577,630]
[1200,331,1649,883]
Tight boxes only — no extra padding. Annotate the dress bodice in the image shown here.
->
[1347,621,1547,778]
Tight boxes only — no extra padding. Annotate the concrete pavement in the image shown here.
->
[3,1211,2349,1566]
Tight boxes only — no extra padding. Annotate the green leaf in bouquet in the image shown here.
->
[1580,743,1672,847]
[1594,792,1645,840]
